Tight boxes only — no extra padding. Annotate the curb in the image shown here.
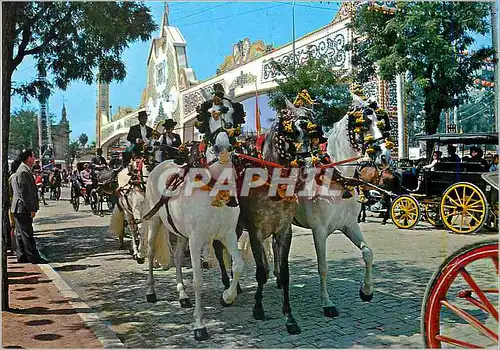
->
[38,262,126,349]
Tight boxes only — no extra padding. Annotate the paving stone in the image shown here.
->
[32,188,496,348]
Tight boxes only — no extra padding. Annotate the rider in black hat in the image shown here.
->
[127,110,153,157]
[157,118,181,161]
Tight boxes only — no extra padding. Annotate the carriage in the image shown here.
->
[390,132,498,234]
[70,161,117,214]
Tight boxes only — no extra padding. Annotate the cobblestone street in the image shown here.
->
[32,188,496,348]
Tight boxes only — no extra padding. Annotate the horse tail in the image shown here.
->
[153,223,172,267]
[109,205,125,239]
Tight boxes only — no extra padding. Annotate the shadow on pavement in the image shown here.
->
[54,255,433,348]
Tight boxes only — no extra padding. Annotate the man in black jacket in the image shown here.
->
[157,118,181,161]
[127,110,153,156]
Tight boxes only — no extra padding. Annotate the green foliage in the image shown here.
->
[78,133,88,148]
[267,57,352,128]
[7,2,157,102]
[9,109,39,155]
[66,140,80,167]
[348,2,493,134]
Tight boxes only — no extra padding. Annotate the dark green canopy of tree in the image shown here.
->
[267,57,352,128]
[9,109,39,156]
[348,2,493,135]
[2,2,156,304]
[78,133,89,148]
[67,140,80,168]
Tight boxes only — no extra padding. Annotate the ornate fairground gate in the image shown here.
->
[97,2,406,159]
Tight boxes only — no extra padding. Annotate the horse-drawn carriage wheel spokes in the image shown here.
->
[421,240,499,348]
[390,195,420,229]
[440,182,488,234]
[424,203,444,227]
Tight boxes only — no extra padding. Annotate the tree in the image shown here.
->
[267,57,352,128]
[66,140,80,168]
[78,133,89,148]
[348,2,492,135]
[9,109,39,156]
[2,2,156,310]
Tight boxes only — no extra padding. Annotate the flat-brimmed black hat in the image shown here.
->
[137,110,148,119]
[163,118,177,129]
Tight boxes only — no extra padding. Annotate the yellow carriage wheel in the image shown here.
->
[391,195,421,229]
[423,203,444,227]
[440,182,488,234]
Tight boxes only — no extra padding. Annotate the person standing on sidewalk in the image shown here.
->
[10,149,48,264]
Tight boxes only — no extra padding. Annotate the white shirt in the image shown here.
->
[159,134,173,146]
[136,125,148,144]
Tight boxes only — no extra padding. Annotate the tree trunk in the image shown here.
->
[423,101,442,160]
[2,2,17,311]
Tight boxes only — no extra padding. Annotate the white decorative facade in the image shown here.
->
[99,3,406,157]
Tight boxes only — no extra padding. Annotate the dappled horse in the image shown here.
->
[212,101,305,334]
[293,93,392,317]
[144,85,244,341]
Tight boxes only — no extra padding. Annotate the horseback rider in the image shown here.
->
[127,110,153,158]
[156,118,181,161]
[91,148,108,171]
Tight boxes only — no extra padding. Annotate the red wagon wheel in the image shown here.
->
[421,240,498,348]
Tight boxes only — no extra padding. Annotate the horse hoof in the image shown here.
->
[194,327,209,341]
[381,221,387,225]
[179,298,192,308]
[252,307,265,320]
[220,295,233,307]
[237,284,243,294]
[286,319,301,335]
[146,293,157,303]
[359,288,373,302]
[323,306,339,318]
[136,257,145,264]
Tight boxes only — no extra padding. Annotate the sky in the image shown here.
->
[10,1,493,142]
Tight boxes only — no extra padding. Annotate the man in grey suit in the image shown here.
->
[10,149,47,263]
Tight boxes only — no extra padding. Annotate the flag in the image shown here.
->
[255,84,262,136]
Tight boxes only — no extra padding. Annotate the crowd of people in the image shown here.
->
[421,145,497,172]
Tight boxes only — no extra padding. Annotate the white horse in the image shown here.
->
[145,132,243,342]
[294,94,390,317]
[108,160,150,263]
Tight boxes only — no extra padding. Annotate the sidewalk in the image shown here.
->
[2,255,103,348]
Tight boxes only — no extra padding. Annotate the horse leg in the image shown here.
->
[146,217,161,303]
[362,202,366,222]
[174,235,191,308]
[381,195,390,225]
[312,227,338,317]
[343,223,374,301]
[276,226,301,334]
[213,240,230,290]
[219,232,244,307]
[357,204,363,223]
[272,235,281,289]
[247,226,269,321]
[189,238,209,341]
